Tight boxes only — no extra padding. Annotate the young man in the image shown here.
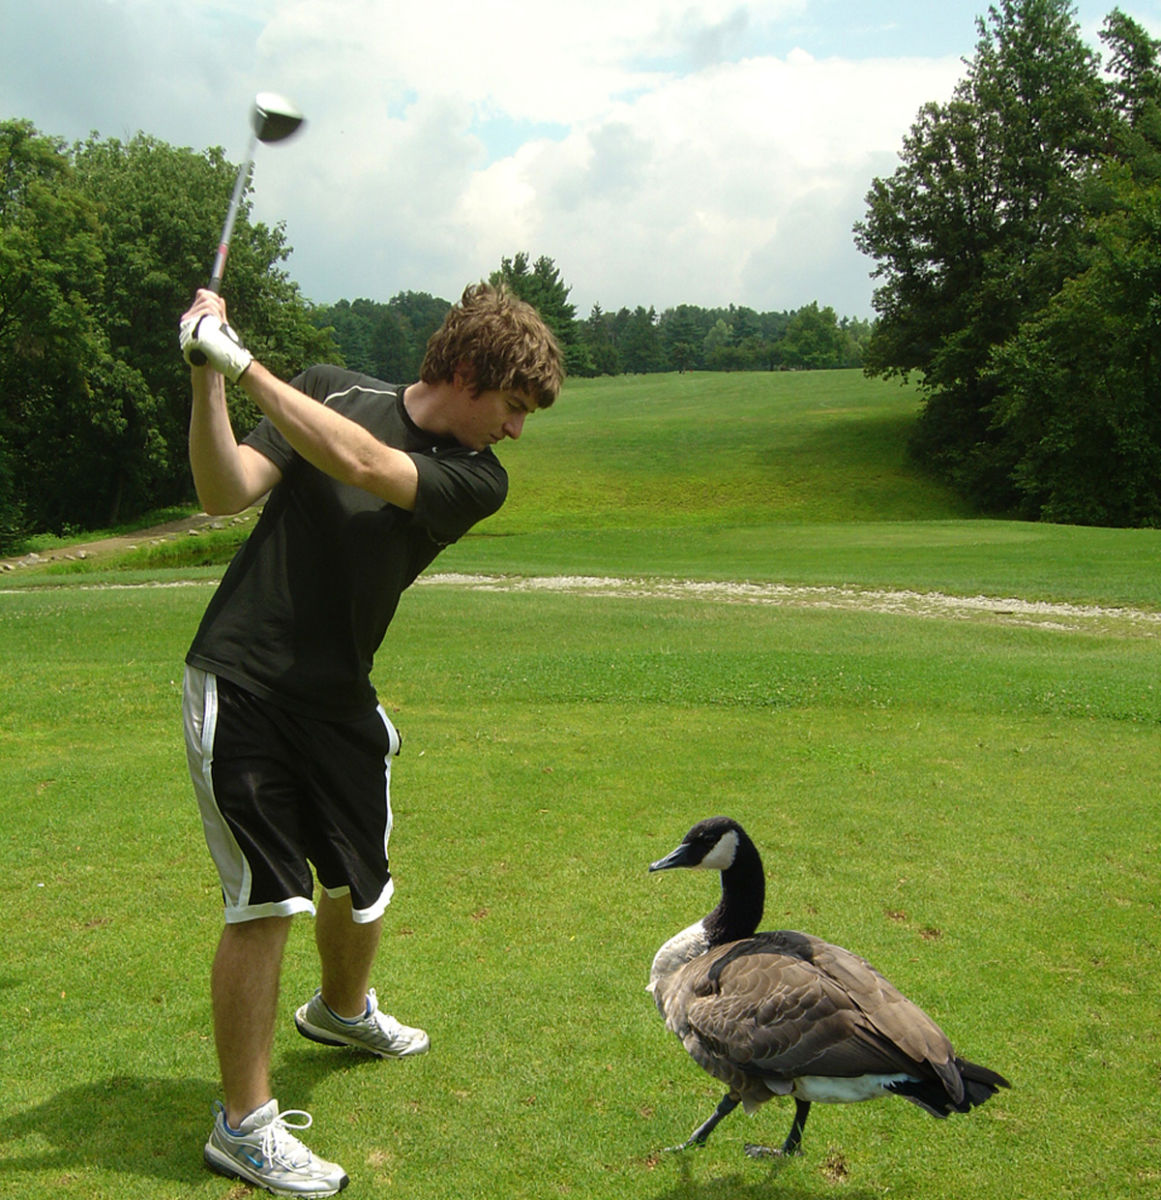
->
[179,284,563,1196]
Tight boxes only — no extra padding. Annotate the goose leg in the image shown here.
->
[744,1099,811,1159]
[666,1093,739,1151]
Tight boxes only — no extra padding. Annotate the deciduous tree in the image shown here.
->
[855,0,1108,511]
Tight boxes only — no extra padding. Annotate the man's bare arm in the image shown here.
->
[238,361,419,511]
[189,365,282,515]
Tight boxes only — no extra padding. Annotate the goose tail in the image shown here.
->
[959,1058,1011,1108]
[890,1057,1011,1117]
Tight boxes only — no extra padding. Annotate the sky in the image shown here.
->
[3,1,1159,319]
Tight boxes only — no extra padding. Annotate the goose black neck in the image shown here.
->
[704,829,765,945]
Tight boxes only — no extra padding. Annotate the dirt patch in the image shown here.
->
[417,573,1161,636]
[5,523,1160,636]
[0,512,249,572]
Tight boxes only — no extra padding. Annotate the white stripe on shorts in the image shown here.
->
[182,665,316,923]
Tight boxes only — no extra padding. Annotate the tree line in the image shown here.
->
[3,0,1160,545]
[0,124,869,552]
[310,255,872,384]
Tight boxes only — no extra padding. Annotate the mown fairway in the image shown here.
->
[1,371,1157,1199]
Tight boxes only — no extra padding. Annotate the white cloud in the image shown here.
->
[262,25,963,316]
[2,0,972,316]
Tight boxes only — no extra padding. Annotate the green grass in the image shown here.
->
[476,370,973,529]
[1,370,1159,1199]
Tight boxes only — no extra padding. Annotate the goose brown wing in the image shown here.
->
[671,932,963,1096]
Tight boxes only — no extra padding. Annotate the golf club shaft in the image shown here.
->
[187,134,257,365]
[188,93,303,368]
[208,130,258,293]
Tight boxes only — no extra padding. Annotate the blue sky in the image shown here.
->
[3,1,1158,318]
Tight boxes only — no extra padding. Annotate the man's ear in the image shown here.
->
[453,361,479,397]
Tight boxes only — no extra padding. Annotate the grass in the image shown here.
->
[1,369,1159,1199]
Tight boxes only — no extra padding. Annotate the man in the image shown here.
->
[178,283,563,1196]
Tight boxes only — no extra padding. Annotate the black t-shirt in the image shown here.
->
[186,365,508,719]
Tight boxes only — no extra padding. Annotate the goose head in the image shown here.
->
[648,817,767,996]
[649,815,747,875]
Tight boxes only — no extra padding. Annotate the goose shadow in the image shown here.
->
[648,1150,881,1200]
[0,1051,353,1187]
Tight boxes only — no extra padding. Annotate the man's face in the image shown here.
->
[453,384,537,452]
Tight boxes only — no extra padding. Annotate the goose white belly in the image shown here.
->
[786,1073,915,1105]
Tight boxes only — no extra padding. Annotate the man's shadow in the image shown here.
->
[0,1050,352,1188]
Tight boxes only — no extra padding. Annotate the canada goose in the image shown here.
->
[648,816,1009,1158]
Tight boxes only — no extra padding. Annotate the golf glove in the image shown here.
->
[180,314,254,382]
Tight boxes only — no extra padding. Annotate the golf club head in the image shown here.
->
[252,92,305,143]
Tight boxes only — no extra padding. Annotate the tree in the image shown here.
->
[855,0,1108,510]
[620,306,665,373]
[583,303,621,375]
[0,121,107,545]
[389,291,451,378]
[781,303,847,369]
[70,132,333,523]
[987,12,1161,524]
[314,292,451,382]
[491,252,595,376]
[702,318,732,368]
[0,122,336,548]
[660,305,705,372]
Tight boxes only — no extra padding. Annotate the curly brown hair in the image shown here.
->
[420,283,564,408]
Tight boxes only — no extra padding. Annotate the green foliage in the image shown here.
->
[312,254,868,385]
[571,298,857,376]
[780,301,867,369]
[0,121,337,552]
[985,12,1161,525]
[617,305,666,373]
[491,251,596,377]
[856,0,1121,518]
[989,168,1161,523]
[311,292,451,383]
[0,121,108,543]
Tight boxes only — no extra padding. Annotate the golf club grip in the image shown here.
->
[188,241,227,365]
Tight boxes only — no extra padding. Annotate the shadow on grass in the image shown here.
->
[0,1051,356,1188]
[646,1145,881,1200]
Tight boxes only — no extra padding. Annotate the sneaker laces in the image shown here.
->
[362,991,396,1032]
[259,1109,316,1170]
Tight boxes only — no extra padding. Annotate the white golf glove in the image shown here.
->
[180,313,254,382]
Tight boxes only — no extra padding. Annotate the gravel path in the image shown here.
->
[4,517,1158,636]
[417,572,1161,636]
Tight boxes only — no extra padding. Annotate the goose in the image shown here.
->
[647,816,1009,1159]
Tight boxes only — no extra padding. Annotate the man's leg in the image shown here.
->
[315,890,382,1018]
[296,891,429,1058]
[212,915,292,1126]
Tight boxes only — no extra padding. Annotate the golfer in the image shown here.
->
[179,284,563,1196]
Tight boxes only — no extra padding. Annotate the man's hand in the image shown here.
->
[179,292,254,382]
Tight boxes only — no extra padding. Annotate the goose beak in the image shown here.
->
[650,843,696,872]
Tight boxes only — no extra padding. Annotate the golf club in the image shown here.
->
[188,91,305,365]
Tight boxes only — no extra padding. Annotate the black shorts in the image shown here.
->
[183,667,401,924]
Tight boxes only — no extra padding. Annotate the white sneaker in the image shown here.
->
[295,987,430,1057]
[204,1099,348,1196]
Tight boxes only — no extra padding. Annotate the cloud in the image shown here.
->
[270,32,962,316]
[2,0,968,317]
